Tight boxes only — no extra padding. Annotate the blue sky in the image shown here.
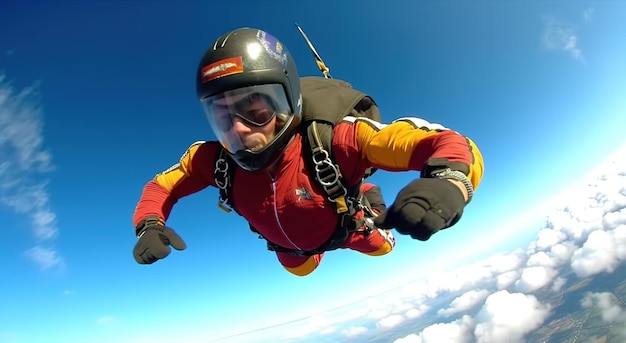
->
[1,1,626,342]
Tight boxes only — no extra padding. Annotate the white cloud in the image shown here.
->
[526,241,576,270]
[495,270,519,290]
[546,205,604,243]
[549,242,577,264]
[333,146,624,341]
[378,314,405,329]
[421,315,474,343]
[0,74,61,269]
[366,303,396,320]
[405,304,429,319]
[438,290,490,317]
[582,8,594,22]
[526,251,556,268]
[362,290,418,325]
[483,249,525,274]
[581,292,626,323]
[394,333,421,343]
[615,225,626,260]
[541,16,585,62]
[570,227,626,277]
[319,326,336,335]
[515,266,558,293]
[474,291,551,343]
[425,249,528,297]
[425,261,495,298]
[603,207,626,228]
[530,228,567,251]
[551,276,567,292]
[341,325,368,339]
[24,245,64,270]
[394,315,474,343]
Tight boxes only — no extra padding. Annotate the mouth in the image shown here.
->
[244,136,267,151]
[248,144,263,152]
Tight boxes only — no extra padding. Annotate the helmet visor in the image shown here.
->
[201,84,292,154]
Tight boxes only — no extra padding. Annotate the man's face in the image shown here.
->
[212,93,277,151]
[202,83,292,155]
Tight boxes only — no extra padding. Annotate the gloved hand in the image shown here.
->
[133,217,186,264]
[373,178,466,241]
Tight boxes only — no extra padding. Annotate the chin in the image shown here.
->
[247,144,264,152]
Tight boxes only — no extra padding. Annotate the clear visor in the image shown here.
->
[201,84,292,153]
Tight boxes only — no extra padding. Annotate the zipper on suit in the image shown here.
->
[269,172,302,250]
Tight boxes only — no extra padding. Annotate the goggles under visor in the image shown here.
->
[211,93,277,132]
[201,83,293,154]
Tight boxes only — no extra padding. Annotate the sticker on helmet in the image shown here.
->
[201,56,244,83]
[256,30,288,66]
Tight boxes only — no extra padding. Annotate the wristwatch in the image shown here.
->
[433,168,474,203]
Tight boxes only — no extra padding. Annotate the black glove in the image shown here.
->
[373,178,466,241]
[133,217,186,264]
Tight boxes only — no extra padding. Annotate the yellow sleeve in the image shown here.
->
[465,137,484,190]
[352,117,484,189]
[154,141,215,194]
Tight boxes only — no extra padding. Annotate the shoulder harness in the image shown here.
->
[214,77,381,256]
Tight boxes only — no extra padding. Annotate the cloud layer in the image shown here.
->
[0,74,62,269]
[224,143,626,343]
[384,144,626,343]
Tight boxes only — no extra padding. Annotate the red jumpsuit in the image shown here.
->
[133,116,484,275]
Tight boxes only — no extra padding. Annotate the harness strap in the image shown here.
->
[265,209,375,256]
[266,189,384,256]
[306,121,353,214]
[215,149,237,214]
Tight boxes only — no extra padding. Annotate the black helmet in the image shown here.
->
[196,28,302,171]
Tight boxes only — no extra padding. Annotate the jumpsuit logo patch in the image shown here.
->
[295,187,312,201]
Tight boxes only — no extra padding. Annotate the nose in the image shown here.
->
[231,117,251,134]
